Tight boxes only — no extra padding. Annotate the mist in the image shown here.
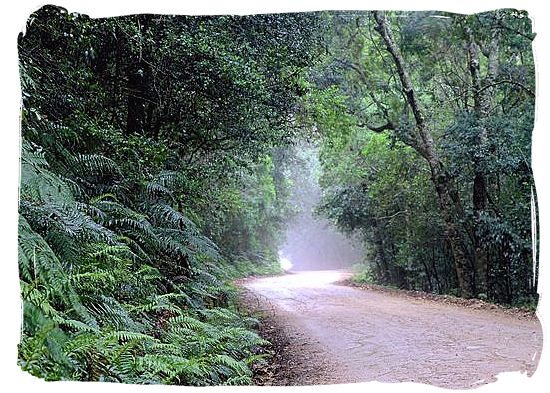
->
[279,143,364,271]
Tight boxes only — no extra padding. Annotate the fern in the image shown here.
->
[130,292,192,313]
[146,203,195,230]
[86,296,145,332]
[223,375,254,385]
[17,301,102,380]
[20,139,75,204]
[107,330,157,343]
[54,317,99,333]
[19,215,71,297]
[72,154,122,179]
[154,170,189,191]
[110,345,137,380]
[213,354,251,377]
[18,137,270,385]
[145,181,175,202]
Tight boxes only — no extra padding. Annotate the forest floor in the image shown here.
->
[237,270,543,389]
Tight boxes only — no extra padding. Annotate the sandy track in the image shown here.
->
[242,270,543,389]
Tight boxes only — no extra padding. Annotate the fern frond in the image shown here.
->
[147,203,195,230]
[223,375,254,385]
[18,215,69,295]
[72,154,122,178]
[128,294,182,314]
[155,170,188,190]
[107,330,157,343]
[54,317,99,333]
[86,296,144,332]
[145,182,175,202]
[109,340,140,379]
[244,353,270,366]
[168,315,209,333]
[213,354,251,376]
[89,193,118,204]
[20,140,74,205]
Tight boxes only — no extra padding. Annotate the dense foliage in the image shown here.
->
[18,6,321,383]
[17,6,538,384]
[309,10,537,305]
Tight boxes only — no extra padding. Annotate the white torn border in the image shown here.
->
[2,2,549,393]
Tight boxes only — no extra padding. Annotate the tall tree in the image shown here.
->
[308,9,536,301]
[372,11,473,296]
[465,13,501,295]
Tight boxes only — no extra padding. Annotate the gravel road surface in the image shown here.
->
[243,270,543,388]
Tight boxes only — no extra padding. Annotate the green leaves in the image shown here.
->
[17,5,325,385]
[18,136,273,384]
[313,10,536,302]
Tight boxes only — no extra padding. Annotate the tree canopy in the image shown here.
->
[310,10,536,303]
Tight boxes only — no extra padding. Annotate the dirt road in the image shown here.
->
[242,270,543,389]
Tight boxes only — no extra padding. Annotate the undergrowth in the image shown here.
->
[18,139,271,384]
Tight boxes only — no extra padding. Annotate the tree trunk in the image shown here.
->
[126,67,145,134]
[126,15,152,136]
[373,11,474,297]
[372,218,391,282]
[466,19,500,295]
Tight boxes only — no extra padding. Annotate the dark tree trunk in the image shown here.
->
[466,19,500,296]
[125,15,152,136]
[126,65,146,135]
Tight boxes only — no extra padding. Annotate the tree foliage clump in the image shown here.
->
[310,10,537,305]
[17,6,321,383]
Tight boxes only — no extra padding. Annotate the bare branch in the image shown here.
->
[361,122,395,132]
[377,210,408,221]
[478,79,535,98]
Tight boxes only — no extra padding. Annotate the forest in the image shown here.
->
[17,6,537,384]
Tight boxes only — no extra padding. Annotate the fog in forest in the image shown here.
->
[279,144,364,271]
[280,213,364,271]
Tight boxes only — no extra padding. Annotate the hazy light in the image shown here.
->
[278,250,293,271]
[276,270,350,288]
[278,143,364,271]
[280,256,293,271]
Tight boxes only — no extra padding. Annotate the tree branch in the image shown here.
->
[478,79,535,98]
[377,210,408,220]
[361,121,396,132]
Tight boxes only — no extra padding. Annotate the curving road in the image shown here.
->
[243,270,543,388]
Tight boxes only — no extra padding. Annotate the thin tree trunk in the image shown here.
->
[466,18,500,295]
[373,11,473,297]
[372,218,391,282]
[126,15,151,135]
[431,245,442,293]
[111,30,120,126]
